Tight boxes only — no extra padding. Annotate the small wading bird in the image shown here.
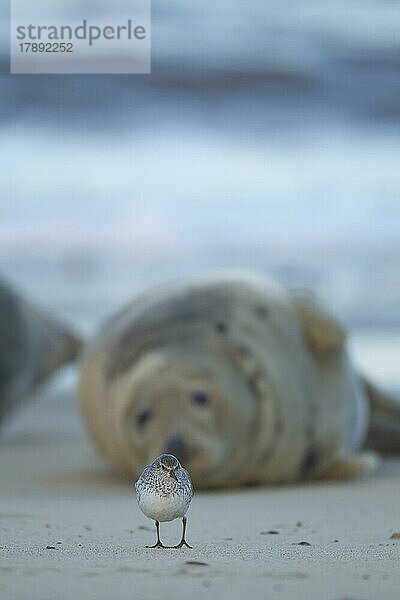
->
[135,454,193,548]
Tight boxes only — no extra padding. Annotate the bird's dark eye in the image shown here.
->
[135,409,152,430]
[191,390,209,407]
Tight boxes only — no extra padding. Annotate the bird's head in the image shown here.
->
[153,453,180,480]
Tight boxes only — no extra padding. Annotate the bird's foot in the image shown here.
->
[171,540,192,549]
[145,541,167,549]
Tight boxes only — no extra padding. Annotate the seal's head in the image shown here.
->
[114,348,259,488]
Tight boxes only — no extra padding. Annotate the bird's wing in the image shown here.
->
[135,465,152,493]
[181,467,194,494]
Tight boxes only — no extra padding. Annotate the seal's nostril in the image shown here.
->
[164,435,187,459]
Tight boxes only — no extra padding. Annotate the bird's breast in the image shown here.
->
[137,488,191,522]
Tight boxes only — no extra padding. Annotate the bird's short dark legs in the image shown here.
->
[172,516,192,549]
[146,520,167,549]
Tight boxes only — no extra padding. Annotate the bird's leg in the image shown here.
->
[172,516,192,549]
[146,521,167,549]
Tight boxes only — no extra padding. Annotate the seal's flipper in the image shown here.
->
[0,280,82,424]
[291,291,347,355]
[363,378,400,453]
[319,452,379,481]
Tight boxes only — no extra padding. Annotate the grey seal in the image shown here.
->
[79,275,399,488]
[0,279,81,424]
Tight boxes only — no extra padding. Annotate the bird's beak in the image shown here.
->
[169,469,177,481]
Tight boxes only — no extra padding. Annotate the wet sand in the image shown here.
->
[1,375,400,600]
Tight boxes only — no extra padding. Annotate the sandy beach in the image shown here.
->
[2,0,400,597]
[1,371,400,600]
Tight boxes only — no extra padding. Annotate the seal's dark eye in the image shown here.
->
[135,409,152,430]
[191,390,209,407]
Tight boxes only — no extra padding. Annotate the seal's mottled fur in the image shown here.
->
[79,275,399,488]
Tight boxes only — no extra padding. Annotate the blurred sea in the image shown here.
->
[1,1,399,386]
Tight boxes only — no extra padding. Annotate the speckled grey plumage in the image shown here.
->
[135,454,193,548]
[136,454,193,514]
